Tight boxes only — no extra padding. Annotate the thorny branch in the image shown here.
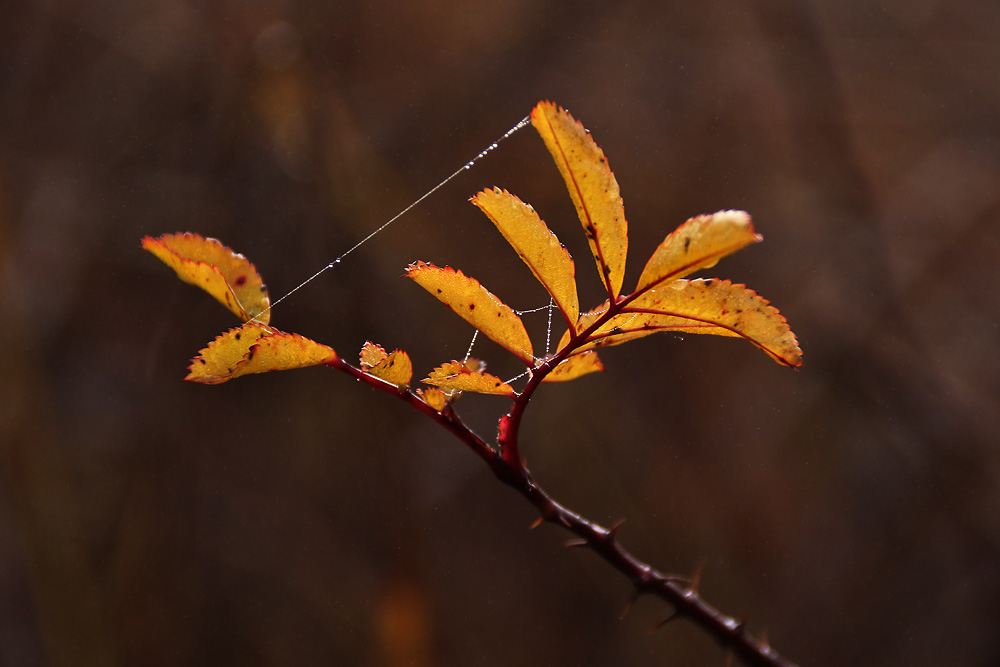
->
[327,355,797,667]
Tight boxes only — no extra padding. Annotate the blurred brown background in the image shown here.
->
[2,1,998,665]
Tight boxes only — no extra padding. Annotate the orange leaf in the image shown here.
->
[406,262,534,364]
[471,187,579,327]
[417,388,448,411]
[186,322,337,384]
[531,102,628,298]
[635,211,761,292]
[142,233,271,324]
[567,280,801,367]
[360,342,412,387]
[542,351,604,382]
[423,360,515,397]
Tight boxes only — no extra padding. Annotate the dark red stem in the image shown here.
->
[325,356,796,667]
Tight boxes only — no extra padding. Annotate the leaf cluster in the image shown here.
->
[143,102,800,396]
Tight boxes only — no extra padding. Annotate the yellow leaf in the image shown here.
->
[542,351,604,382]
[360,341,388,369]
[360,342,412,387]
[142,233,271,323]
[569,280,801,367]
[471,187,579,326]
[417,387,448,411]
[187,322,274,383]
[406,262,534,364]
[635,211,761,292]
[236,333,338,376]
[531,101,628,298]
[423,360,515,397]
[186,322,337,384]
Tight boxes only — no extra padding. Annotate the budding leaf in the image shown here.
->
[359,341,389,369]
[531,101,628,298]
[360,341,413,387]
[424,360,515,397]
[417,387,448,411]
[471,187,579,327]
[406,261,533,364]
[142,233,271,323]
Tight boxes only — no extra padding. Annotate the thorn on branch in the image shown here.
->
[529,499,566,529]
[620,592,639,620]
[593,518,626,546]
[648,610,678,634]
[564,538,589,548]
[689,557,707,594]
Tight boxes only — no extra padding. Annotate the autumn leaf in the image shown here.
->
[531,102,628,298]
[187,322,275,383]
[142,233,271,323]
[542,351,604,382]
[187,321,337,384]
[423,360,515,397]
[635,211,761,292]
[360,341,389,369]
[417,387,448,411]
[471,187,579,327]
[406,262,534,364]
[360,342,413,387]
[559,279,801,367]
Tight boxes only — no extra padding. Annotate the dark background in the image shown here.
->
[2,1,998,665]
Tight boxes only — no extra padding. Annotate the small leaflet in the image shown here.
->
[417,387,448,411]
[359,342,412,387]
[423,360,515,397]
[471,187,579,327]
[542,351,604,382]
[531,102,628,299]
[359,341,389,369]
[406,262,534,364]
[142,233,271,323]
[635,211,761,292]
[186,322,337,384]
